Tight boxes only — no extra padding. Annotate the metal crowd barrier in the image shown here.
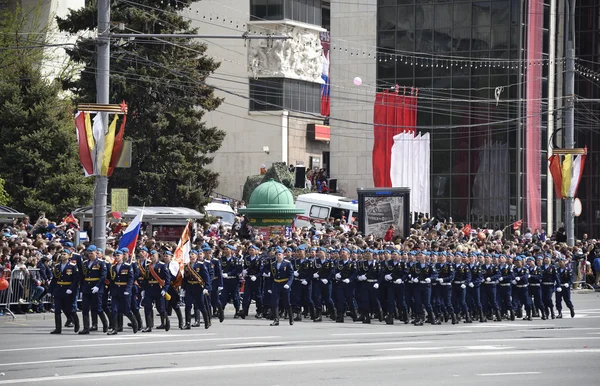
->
[1,268,53,320]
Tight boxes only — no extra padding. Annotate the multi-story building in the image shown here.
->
[329,0,600,236]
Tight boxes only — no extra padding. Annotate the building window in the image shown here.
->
[251,0,322,26]
[249,78,321,113]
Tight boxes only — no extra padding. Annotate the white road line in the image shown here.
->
[0,349,597,385]
[73,333,215,341]
[480,337,600,342]
[457,324,552,329]
[0,340,434,368]
[0,335,282,353]
[573,309,600,312]
[376,345,512,352]
[332,330,470,336]
[516,327,600,332]
[477,372,541,376]
[218,339,342,347]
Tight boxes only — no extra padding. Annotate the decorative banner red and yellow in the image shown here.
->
[548,149,587,199]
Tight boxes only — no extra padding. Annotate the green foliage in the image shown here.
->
[242,163,310,203]
[0,3,93,219]
[0,177,10,206]
[57,0,225,211]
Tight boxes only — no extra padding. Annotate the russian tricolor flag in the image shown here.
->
[118,209,144,253]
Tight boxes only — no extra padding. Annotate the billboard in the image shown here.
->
[357,188,410,238]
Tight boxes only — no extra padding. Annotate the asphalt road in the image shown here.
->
[1,292,599,386]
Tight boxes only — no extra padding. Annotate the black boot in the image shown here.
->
[351,309,358,322]
[479,310,487,323]
[199,309,209,329]
[509,309,515,321]
[443,312,449,323]
[50,313,62,334]
[288,307,294,325]
[105,310,113,330]
[117,313,123,332]
[78,313,90,334]
[363,314,371,324]
[72,312,80,333]
[184,309,192,329]
[556,311,563,319]
[270,308,280,326]
[142,314,153,332]
[451,313,458,325]
[107,314,119,335]
[464,311,473,323]
[313,308,323,322]
[385,313,394,325]
[164,313,171,331]
[218,305,224,323]
[293,311,302,322]
[429,311,441,325]
[335,309,344,323]
[550,308,556,319]
[192,309,201,327]
[524,309,532,321]
[330,307,337,321]
[64,313,74,328]
[494,310,502,322]
[540,308,547,320]
[377,307,384,323]
[240,305,248,320]
[570,307,575,318]
[403,310,409,324]
[126,312,138,333]
[156,313,166,329]
[134,310,143,330]
[414,315,424,326]
[172,307,184,329]
[99,312,109,333]
[90,311,98,331]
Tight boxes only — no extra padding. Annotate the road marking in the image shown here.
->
[457,324,551,329]
[477,372,541,376]
[480,337,600,342]
[332,330,470,336]
[0,349,597,384]
[0,340,435,368]
[0,335,282,353]
[377,345,511,352]
[73,333,215,341]
[516,327,600,332]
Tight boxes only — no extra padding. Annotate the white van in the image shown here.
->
[204,202,236,228]
[294,193,359,229]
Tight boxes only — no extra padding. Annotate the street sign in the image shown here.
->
[111,188,128,213]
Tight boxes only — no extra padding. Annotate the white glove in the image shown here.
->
[335,273,342,280]
[468,282,474,288]
[384,274,393,281]
[515,276,521,282]
[437,278,444,284]
[563,283,569,288]
[394,279,403,284]
[250,275,257,282]
[283,284,290,290]
[527,274,531,279]
[425,278,431,284]
[373,283,379,289]
[262,272,270,277]
[203,289,209,295]
[313,272,319,279]
[321,278,328,284]
[242,269,247,276]
[460,284,466,289]
[267,290,272,294]
[294,271,299,277]
[66,289,72,295]
[499,277,503,282]
[218,286,223,291]
[485,277,491,282]
[222,273,229,279]
[161,290,166,297]
[412,277,419,283]
[301,280,308,286]
[92,286,99,294]
[342,278,350,284]
[359,275,367,281]
[124,292,130,296]
[511,280,517,285]
[557,287,562,292]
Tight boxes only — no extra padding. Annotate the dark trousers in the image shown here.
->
[130,285,142,312]
[481,284,499,312]
[111,293,131,315]
[387,283,407,314]
[405,283,414,313]
[334,282,356,313]
[541,284,555,309]
[54,292,75,316]
[271,282,290,310]
[413,284,433,317]
[143,291,165,316]
[81,291,103,314]
[242,277,263,311]
[452,284,468,314]
[515,286,531,311]
[220,279,240,310]
[290,280,313,312]
[184,287,206,313]
[359,283,381,314]
[529,285,545,311]
[498,284,513,312]
[312,279,334,310]
[466,285,482,312]
[434,284,454,314]
[555,287,573,311]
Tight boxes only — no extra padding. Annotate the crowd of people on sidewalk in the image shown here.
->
[2,210,599,330]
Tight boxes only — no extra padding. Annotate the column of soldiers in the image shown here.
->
[49,240,577,333]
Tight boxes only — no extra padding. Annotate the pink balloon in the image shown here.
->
[353,77,362,86]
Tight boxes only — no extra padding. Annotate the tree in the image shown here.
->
[57,0,225,211]
[0,177,10,206]
[0,3,94,219]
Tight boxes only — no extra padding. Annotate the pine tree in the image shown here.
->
[0,3,94,218]
[57,0,225,211]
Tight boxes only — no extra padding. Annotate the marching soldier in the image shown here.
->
[334,247,358,323]
[161,251,184,329]
[183,250,211,329]
[409,251,440,326]
[242,245,263,319]
[513,256,533,321]
[481,254,502,322]
[434,252,456,324]
[49,249,80,334]
[383,250,409,325]
[290,245,315,321]
[79,245,108,334]
[221,244,243,318]
[356,249,382,323]
[555,258,575,318]
[527,256,546,319]
[312,247,335,322]
[541,255,560,319]
[497,255,515,321]
[142,250,170,332]
[125,246,145,331]
[452,252,472,323]
[107,250,138,335]
[269,247,294,326]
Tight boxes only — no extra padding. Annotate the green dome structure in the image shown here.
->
[239,179,305,218]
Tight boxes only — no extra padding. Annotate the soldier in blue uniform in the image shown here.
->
[241,245,263,319]
[452,252,472,323]
[269,247,294,326]
[434,252,456,324]
[334,248,358,323]
[481,254,502,321]
[312,247,335,322]
[49,249,80,334]
[220,244,243,318]
[497,255,515,321]
[142,250,170,332]
[356,248,382,323]
[203,244,224,323]
[541,255,560,319]
[409,251,440,326]
[555,258,575,318]
[107,250,138,335]
[290,245,315,321]
[79,245,108,334]
[513,256,533,321]
[64,242,82,328]
[124,247,144,331]
[466,252,486,323]
[183,249,211,329]
[383,250,409,324]
[527,256,546,319]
